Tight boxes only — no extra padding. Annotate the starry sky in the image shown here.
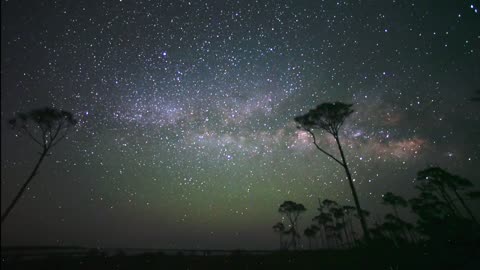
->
[1,0,479,250]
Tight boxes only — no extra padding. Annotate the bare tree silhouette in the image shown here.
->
[1,107,77,224]
[278,201,306,250]
[295,102,370,241]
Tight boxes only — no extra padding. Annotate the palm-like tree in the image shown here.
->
[295,102,370,241]
[2,107,77,224]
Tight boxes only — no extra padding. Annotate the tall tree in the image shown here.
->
[416,167,460,216]
[381,214,405,246]
[272,222,286,250]
[313,211,333,248]
[410,169,479,246]
[382,192,409,242]
[382,192,408,220]
[472,89,480,102]
[1,107,77,224]
[467,191,480,200]
[304,225,319,250]
[409,190,453,242]
[330,207,347,247]
[295,102,370,241]
[446,174,478,224]
[342,205,357,245]
[278,201,306,250]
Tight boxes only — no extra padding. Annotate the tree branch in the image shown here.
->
[49,120,65,148]
[304,128,345,167]
[38,123,48,148]
[21,126,43,146]
[50,126,70,148]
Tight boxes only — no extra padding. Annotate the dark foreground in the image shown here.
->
[2,245,479,270]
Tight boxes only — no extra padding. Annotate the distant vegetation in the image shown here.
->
[2,103,479,269]
[277,103,480,252]
[274,166,479,251]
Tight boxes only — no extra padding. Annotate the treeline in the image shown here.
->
[273,167,480,250]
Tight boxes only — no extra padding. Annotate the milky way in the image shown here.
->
[1,0,479,249]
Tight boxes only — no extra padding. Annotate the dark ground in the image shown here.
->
[2,244,479,270]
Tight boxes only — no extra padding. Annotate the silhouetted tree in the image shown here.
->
[295,102,370,241]
[314,199,340,248]
[342,205,357,245]
[382,192,408,220]
[446,174,478,224]
[313,212,333,248]
[409,169,479,246]
[321,199,338,209]
[278,201,306,250]
[382,192,409,241]
[273,222,286,250]
[1,107,77,224]
[467,191,480,199]
[416,167,460,216]
[403,221,418,244]
[409,191,450,231]
[472,89,480,102]
[383,213,413,245]
[304,225,319,249]
[330,207,347,247]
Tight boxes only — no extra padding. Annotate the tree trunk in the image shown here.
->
[291,230,297,250]
[453,188,479,224]
[393,206,409,243]
[1,150,47,224]
[393,206,399,220]
[439,186,460,216]
[407,228,416,245]
[348,218,357,247]
[334,136,371,242]
[321,225,327,249]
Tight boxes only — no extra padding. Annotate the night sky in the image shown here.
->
[1,0,479,250]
